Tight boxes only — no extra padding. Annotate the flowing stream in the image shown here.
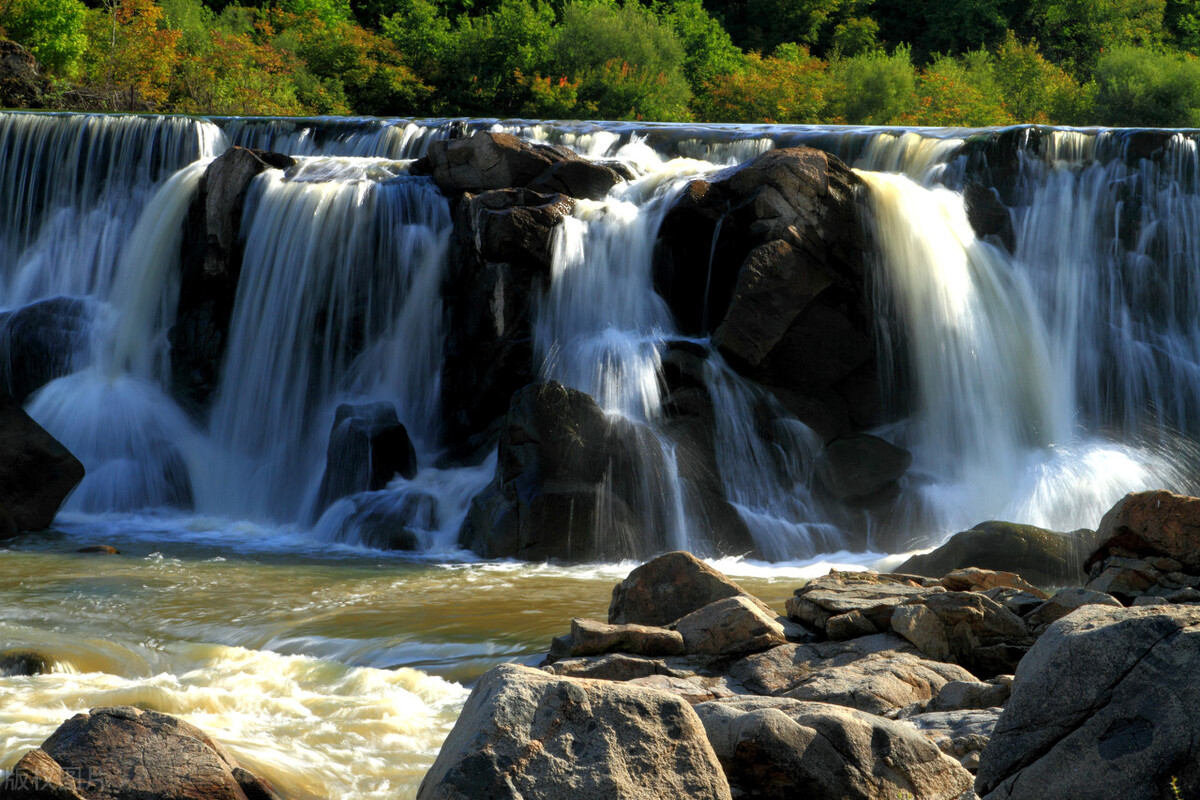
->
[2,113,1200,796]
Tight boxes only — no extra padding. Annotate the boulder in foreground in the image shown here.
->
[0,390,84,534]
[0,705,280,800]
[976,604,1200,800]
[417,663,732,800]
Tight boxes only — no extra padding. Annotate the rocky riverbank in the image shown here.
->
[6,489,1199,800]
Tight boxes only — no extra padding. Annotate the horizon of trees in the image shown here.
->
[4,0,1200,126]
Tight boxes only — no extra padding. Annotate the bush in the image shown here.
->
[916,50,1014,126]
[1092,44,1200,126]
[2,0,89,74]
[826,44,919,124]
[694,43,825,123]
[991,31,1095,124]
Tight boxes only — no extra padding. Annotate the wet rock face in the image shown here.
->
[654,147,874,428]
[412,131,624,199]
[170,147,295,416]
[0,298,93,403]
[898,520,1096,587]
[417,664,732,800]
[313,401,417,517]
[0,390,84,534]
[1,706,281,800]
[976,605,1200,800]
[440,189,574,453]
[459,381,671,562]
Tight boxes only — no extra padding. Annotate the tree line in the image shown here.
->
[3,0,1200,125]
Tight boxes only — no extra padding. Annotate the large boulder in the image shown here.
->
[654,147,874,428]
[727,634,919,696]
[313,401,417,516]
[779,651,976,715]
[170,146,294,415]
[417,663,732,800]
[820,434,912,503]
[458,381,673,561]
[0,390,84,533]
[695,697,974,800]
[891,591,1031,677]
[608,550,773,627]
[1083,492,1200,603]
[898,520,1095,587]
[0,705,280,800]
[673,596,788,656]
[412,131,623,199]
[0,298,93,403]
[440,189,573,452]
[0,40,47,109]
[976,605,1200,800]
[785,570,942,634]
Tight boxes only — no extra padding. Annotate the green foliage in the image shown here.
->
[991,31,1095,123]
[448,0,557,114]
[916,50,1013,126]
[3,0,90,73]
[553,0,692,120]
[1092,44,1200,126]
[274,0,351,24]
[1024,0,1166,75]
[831,16,879,56]
[661,0,742,85]
[1165,0,1200,52]
[826,44,919,123]
[693,43,826,122]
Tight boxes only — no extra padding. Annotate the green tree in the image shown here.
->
[831,16,878,56]
[1092,43,1200,126]
[2,0,89,73]
[447,0,556,113]
[1164,0,1200,52]
[694,42,826,122]
[990,31,1095,123]
[915,50,1013,126]
[825,44,918,123]
[661,0,742,86]
[553,0,692,120]
[1023,0,1166,74]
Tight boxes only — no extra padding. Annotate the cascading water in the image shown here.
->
[8,110,1200,799]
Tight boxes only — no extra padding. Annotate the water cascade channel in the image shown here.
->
[2,112,1199,797]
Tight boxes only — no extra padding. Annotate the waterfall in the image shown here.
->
[203,159,451,521]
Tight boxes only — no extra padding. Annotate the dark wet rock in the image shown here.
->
[898,520,1096,587]
[527,158,625,200]
[1022,586,1122,632]
[170,146,295,415]
[0,40,47,109]
[440,189,573,452]
[820,434,911,502]
[413,131,622,200]
[313,402,417,516]
[982,587,1046,618]
[565,618,686,658]
[963,182,1014,250]
[674,596,787,656]
[75,545,119,555]
[609,550,773,627]
[1,705,280,800]
[976,605,1200,800]
[331,490,436,551]
[891,591,1031,678]
[0,391,84,533]
[655,147,872,429]
[0,298,93,403]
[417,663,732,800]
[785,570,941,633]
[0,649,53,676]
[695,696,973,800]
[458,381,678,561]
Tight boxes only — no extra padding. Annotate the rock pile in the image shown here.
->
[424,489,1200,800]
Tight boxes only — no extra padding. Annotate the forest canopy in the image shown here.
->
[3,0,1200,125]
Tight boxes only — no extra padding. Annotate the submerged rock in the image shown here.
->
[1,705,281,800]
[418,663,732,800]
[313,401,417,516]
[976,605,1200,800]
[0,390,84,533]
[0,649,53,676]
[0,297,93,403]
